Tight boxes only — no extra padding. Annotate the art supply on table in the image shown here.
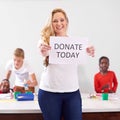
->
[102,93,109,100]
[16,92,34,101]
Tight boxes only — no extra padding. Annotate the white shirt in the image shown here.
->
[5,59,34,87]
[39,64,79,93]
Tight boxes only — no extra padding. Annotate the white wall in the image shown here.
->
[0,0,120,93]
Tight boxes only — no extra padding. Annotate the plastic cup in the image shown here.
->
[102,93,108,100]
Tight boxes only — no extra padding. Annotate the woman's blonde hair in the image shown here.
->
[14,48,24,59]
[41,8,69,66]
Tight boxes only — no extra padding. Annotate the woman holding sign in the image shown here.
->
[38,8,94,120]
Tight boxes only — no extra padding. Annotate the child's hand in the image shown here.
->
[108,90,114,93]
[26,80,33,86]
[102,84,109,90]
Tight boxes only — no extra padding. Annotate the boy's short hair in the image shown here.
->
[14,48,24,58]
[99,56,109,64]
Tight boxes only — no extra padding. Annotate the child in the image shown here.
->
[5,48,38,93]
[94,56,118,93]
[0,79,10,93]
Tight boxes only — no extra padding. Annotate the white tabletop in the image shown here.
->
[0,93,120,113]
[82,93,120,112]
[0,93,41,113]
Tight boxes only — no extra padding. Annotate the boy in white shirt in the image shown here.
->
[5,48,38,93]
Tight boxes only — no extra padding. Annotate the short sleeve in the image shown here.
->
[5,60,13,71]
[24,60,34,75]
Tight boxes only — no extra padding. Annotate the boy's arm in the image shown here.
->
[5,70,12,80]
[26,73,38,87]
[112,73,118,92]
[94,75,102,93]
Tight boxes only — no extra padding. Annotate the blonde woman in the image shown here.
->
[38,8,94,120]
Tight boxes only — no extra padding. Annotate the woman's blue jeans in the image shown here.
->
[38,89,82,120]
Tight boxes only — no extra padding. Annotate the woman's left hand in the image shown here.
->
[86,46,95,57]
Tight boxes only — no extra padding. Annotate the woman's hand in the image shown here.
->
[86,46,95,57]
[39,43,51,57]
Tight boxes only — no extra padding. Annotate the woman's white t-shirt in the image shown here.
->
[39,64,79,93]
[5,59,34,87]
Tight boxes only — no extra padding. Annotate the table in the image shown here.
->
[82,93,120,120]
[0,93,120,120]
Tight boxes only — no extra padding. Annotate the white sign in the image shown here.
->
[49,36,88,64]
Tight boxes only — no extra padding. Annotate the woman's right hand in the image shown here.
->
[39,43,51,57]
